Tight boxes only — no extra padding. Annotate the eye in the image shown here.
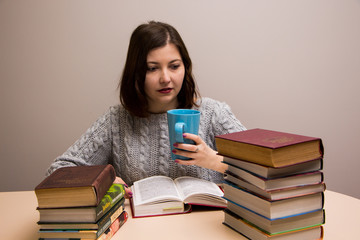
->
[170,64,180,70]
[147,66,158,72]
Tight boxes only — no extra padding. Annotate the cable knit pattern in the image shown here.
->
[158,116,171,176]
[46,97,246,185]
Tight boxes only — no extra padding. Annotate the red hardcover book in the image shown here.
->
[215,128,323,167]
[35,164,116,208]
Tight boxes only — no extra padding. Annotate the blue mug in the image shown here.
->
[167,109,201,160]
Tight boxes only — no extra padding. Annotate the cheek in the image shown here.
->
[144,76,154,96]
[174,70,185,86]
[145,72,158,85]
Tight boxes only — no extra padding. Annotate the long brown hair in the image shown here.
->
[119,21,199,117]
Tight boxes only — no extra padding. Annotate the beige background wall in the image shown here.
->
[1,0,359,198]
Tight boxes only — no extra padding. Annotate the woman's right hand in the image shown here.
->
[113,176,133,198]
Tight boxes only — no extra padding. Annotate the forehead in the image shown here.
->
[147,43,181,63]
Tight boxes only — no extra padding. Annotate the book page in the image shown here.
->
[174,176,224,200]
[132,176,182,205]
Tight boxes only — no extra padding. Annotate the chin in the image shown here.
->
[159,98,178,108]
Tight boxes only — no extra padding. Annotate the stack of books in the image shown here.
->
[215,128,325,240]
[34,164,128,240]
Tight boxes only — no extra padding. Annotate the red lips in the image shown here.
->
[158,88,172,93]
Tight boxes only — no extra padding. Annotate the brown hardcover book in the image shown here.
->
[215,128,323,168]
[35,164,116,208]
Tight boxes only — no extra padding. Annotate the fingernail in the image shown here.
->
[173,143,178,147]
[183,134,187,137]
[172,149,176,153]
[175,160,179,163]
[123,184,129,188]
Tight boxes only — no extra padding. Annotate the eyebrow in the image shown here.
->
[147,59,182,64]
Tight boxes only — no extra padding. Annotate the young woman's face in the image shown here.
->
[144,43,185,113]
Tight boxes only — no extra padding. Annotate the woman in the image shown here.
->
[46,21,246,197]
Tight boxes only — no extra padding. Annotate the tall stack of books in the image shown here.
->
[215,128,325,240]
[34,164,128,240]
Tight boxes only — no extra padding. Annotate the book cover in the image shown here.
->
[95,211,128,240]
[216,128,324,167]
[35,165,116,208]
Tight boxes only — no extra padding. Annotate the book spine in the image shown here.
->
[95,198,125,238]
[96,211,128,240]
[93,164,116,205]
[38,212,128,240]
[95,183,125,221]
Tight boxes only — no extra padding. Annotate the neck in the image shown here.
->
[147,99,179,114]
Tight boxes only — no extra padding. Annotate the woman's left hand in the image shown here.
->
[172,133,227,173]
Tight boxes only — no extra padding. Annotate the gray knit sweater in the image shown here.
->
[46,97,246,185]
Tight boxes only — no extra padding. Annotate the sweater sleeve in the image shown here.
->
[45,109,113,176]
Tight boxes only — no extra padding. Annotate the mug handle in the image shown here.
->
[175,122,186,142]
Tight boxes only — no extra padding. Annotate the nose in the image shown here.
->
[160,69,171,84]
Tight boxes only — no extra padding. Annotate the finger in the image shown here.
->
[175,159,196,165]
[182,133,202,144]
[124,188,133,199]
[194,145,199,152]
[173,143,199,153]
[172,147,199,158]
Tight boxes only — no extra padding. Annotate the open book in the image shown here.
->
[130,176,226,218]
